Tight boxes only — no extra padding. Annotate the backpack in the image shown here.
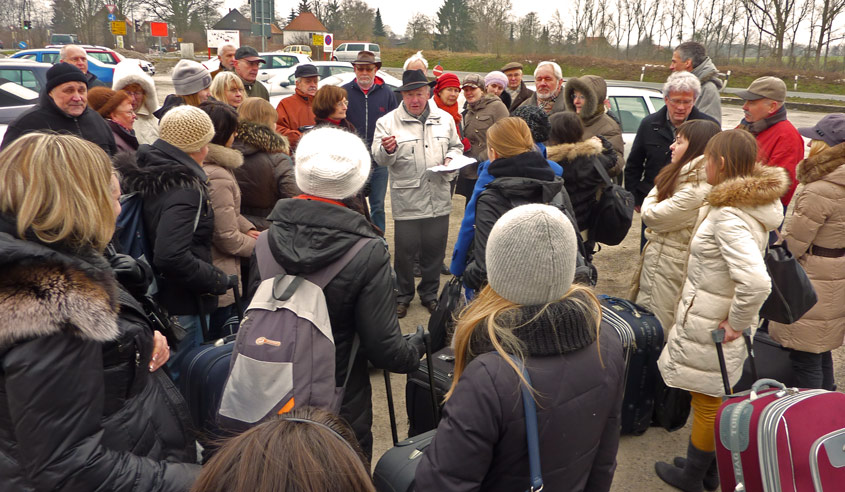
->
[217,232,373,431]
[588,159,634,246]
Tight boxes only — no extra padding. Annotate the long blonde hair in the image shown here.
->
[447,284,602,401]
[808,139,829,158]
[0,133,115,250]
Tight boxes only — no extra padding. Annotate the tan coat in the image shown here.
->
[770,143,845,353]
[204,144,256,307]
[658,166,789,397]
[564,75,625,176]
[461,95,509,173]
[631,156,711,334]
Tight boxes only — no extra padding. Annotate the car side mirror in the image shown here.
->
[279,80,290,87]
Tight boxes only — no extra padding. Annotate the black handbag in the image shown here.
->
[427,276,465,353]
[759,243,818,324]
[588,159,634,246]
[653,376,691,432]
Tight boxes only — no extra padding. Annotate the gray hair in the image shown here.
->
[675,42,707,68]
[663,71,701,100]
[60,44,84,61]
[534,61,562,80]
[403,51,428,70]
[218,43,236,54]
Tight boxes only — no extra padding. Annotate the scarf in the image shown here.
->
[434,92,462,138]
[739,104,788,135]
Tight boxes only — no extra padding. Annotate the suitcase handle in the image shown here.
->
[711,329,755,396]
[750,379,786,399]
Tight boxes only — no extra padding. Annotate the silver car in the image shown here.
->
[330,42,380,63]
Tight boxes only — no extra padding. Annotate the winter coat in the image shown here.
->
[658,166,789,397]
[564,76,626,176]
[107,119,139,152]
[624,105,718,206]
[232,121,298,230]
[0,223,200,492]
[750,118,803,206]
[547,137,617,231]
[415,298,625,492]
[275,88,315,151]
[115,140,229,316]
[241,76,269,100]
[112,60,160,145]
[463,151,562,290]
[462,94,509,168]
[1,89,117,155]
[154,94,186,120]
[204,143,256,307]
[691,57,723,124]
[343,76,399,148]
[770,143,845,353]
[631,156,712,334]
[372,102,464,221]
[508,81,535,111]
[248,198,422,456]
[518,90,567,115]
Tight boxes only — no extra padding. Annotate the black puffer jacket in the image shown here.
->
[0,219,200,492]
[416,298,625,491]
[247,198,421,458]
[0,89,117,155]
[463,151,562,290]
[115,140,229,315]
[547,136,617,231]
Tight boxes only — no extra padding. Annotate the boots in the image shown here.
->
[673,456,719,491]
[655,440,716,492]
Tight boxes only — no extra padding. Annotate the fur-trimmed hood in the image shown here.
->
[114,140,207,198]
[111,60,159,115]
[204,143,244,170]
[708,165,790,230]
[234,121,290,155]
[796,141,845,185]
[546,137,604,163]
[0,219,119,349]
[563,75,606,121]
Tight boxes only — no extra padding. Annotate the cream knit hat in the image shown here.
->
[486,204,578,305]
[294,127,371,200]
[159,105,215,153]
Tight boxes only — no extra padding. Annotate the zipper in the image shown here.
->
[364,92,369,141]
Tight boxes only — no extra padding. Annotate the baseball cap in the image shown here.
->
[234,46,265,63]
[736,76,787,102]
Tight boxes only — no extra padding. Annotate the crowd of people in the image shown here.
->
[0,40,842,492]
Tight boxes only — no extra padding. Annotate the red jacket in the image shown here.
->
[275,89,315,151]
[753,119,803,206]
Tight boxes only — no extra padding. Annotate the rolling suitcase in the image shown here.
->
[713,329,845,492]
[599,295,664,435]
[405,347,454,437]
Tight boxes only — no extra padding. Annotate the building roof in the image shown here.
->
[283,12,327,32]
[213,9,252,31]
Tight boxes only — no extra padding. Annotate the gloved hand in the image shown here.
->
[227,274,239,289]
[404,324,426,359]
[110,253,149,295]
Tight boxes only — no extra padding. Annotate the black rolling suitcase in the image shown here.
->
[599,295,664,435]
[405,347,454,437]
[373,327,439,492]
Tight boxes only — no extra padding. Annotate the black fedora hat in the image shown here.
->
[394,69,436,92]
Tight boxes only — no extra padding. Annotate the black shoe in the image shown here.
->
[440,263,450,275]
[422,300,439,314]
[397,303,409,319]
[655,440,715,492]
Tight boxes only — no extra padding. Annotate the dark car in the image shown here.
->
[0,59,51,93]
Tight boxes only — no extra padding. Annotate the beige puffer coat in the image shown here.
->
[658,166,789,397]
[372,103,464,221]
[631,156,711,334]
[204,144,256,307]
[770,143,845,353]
[564,75,625,176]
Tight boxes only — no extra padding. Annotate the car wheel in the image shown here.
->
[331,56,337,61]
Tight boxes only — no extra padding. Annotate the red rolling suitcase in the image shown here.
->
[712,329,845,492]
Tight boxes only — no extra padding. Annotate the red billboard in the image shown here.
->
[150,22,168,37]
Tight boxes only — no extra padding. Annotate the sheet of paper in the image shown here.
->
[429,153,477,172]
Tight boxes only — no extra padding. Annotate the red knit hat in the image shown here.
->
[434,73,460,93]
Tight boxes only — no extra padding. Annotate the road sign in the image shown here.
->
[107,13,115,21]
[110,21,126,35]
[324,33,333,52]
[105,4,116,13]
[433,65,444,77]
[17,41,26,49]
[150,22,168,37]
[312,34,323,46]
[207,30,240,49]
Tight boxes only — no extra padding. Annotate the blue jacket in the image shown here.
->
[343,77,399,148]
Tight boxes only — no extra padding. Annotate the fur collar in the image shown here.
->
[204,143,244,170]
[796,142,845,184]
[236,121,289,154]
[546,138,603,162]
[114,146,207,198]
[708,165,790,208]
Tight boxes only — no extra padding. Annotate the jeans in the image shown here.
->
[167,314,209,384]
[789,349,834,390]
[368,165,389,232]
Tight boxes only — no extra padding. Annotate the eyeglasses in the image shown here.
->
[124,90,144,97]
[572,94,586,101]
[337,99,349,106]
[354,65,376,72]
[668,98,694,107]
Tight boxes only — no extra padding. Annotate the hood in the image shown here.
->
[0,217,119,348]
[115,141,207,198]
[112,60,160,114]
[204,143,244,170]
[265,199,378,275]
[546,137,604,162]
[488,150,556,180]
[692,57,724,90]
[563,75,605,120]
[796,141,845,185]
[234,120,290,156]
[486,175,565,204]
[708,165,790,228]
[153,94,185,120]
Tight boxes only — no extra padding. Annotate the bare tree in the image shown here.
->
[147,0,221,36]
[743,0,798,61]
[814,0,845,64]
[468,0,510,54]
[404,12,434,49]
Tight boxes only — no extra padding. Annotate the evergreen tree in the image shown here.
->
[289,8,297,23]
[298,0,310,14]
[373,8,386,37]
[435,0,475,51]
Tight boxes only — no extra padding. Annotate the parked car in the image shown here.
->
[331,42,380,62]
[49,33,79,45]
[265,61,354,97]
[46,44,156,76]
[283,45,312,56]
[269,68,400,108]
[0,80,39,141]
[0,59,52,93]
[606,85,665,159]
[10,49,115,85]
[201,52,311,83]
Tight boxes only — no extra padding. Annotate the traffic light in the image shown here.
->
[134,20,142,32]
[22,20,31,30]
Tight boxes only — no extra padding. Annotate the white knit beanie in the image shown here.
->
[486,204,578,305]
[172,59,212,96]
[159,105,215,153]
[294,127,371,200]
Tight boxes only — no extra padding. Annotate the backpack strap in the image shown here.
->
[592,158,613,187]
[254,233,372,286]
[254,231,286,280]
[507,355,543,492]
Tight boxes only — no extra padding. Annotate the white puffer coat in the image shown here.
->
[112,61,160,145]
[632,156,711,334]
[658,166,789,397]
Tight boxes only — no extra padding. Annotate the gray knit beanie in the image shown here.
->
[486,204,578,305]
[159,105,215,153]
[172,59,212,96]
[294,127,371,200]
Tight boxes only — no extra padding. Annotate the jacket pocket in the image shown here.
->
[218,355,293,424]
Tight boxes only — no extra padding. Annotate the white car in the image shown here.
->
[331,42,380,63]
[269,68,399,108]
[265,61,355,97]
[605,85,665,160]
[201,52,311,83]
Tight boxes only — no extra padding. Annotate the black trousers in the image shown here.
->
[394,215,449,304]
[789,349,834,390]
